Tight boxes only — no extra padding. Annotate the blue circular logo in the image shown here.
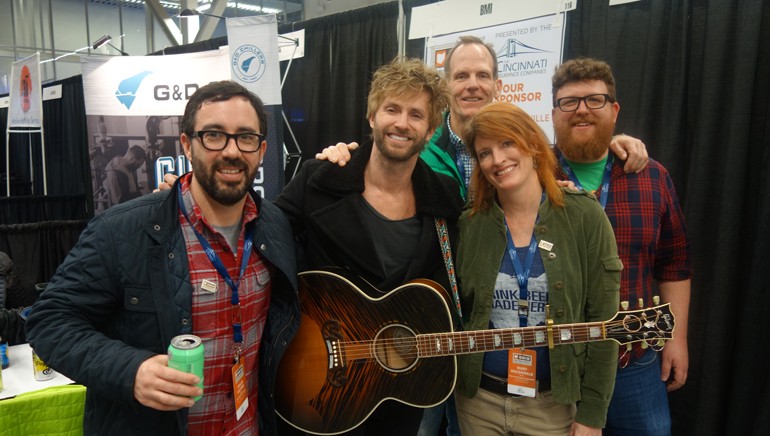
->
[232,45,267,83]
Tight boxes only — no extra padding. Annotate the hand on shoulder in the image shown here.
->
[315,142,359,166]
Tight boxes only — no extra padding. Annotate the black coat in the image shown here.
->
[275,142,463,298]
[26,184,299,435]
[273,143,463,435]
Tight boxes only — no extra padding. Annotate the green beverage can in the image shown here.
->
[168,334,204,401]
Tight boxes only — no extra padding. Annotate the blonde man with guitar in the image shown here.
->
[274,57,462,436]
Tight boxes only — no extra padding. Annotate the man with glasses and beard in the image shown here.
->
[274,57,463,435]
[26,81,300,436]
[551,58,692,436]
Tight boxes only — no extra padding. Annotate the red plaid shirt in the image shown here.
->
[557,154,692,358]
[178,174,272,436]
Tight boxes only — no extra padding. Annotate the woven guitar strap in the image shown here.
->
[434,217,463,328]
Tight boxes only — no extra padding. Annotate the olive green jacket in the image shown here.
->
[456,189,622,428]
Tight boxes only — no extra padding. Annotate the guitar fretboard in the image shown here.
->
[416,322,606,357]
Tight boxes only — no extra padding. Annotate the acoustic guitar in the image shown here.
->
[275,268,675,435]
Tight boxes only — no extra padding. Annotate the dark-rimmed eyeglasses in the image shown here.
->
[193,130,265,153]
[554,94,613,112]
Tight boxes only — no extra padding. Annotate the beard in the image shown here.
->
[371,127,428,163]
[189,150,257,206]
[556,115,615,162]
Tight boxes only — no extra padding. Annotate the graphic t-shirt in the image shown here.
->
[481,246,551,381]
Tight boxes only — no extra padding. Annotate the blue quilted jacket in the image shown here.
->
[25,184,299,435]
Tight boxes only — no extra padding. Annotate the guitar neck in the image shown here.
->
[416,321,606,357]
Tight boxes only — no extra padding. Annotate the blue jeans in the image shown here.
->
[418,395,462,436]
[604,349,671,436]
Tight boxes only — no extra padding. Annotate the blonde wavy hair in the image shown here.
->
[366,57,450,132]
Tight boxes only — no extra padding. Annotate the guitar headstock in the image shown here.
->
[604,303,675,346]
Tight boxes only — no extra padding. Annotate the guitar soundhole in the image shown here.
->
[373,324,418,372]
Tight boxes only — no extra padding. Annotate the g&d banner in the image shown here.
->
[82,14,285,214]
[81,49,230,213]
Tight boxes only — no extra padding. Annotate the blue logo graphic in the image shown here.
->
[115,71,152,109]
[496,39,550,58]
[232,45,267,83]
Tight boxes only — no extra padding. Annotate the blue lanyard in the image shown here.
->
[559,154,614,209]
[504,222,538,328]
[177,188,254,347]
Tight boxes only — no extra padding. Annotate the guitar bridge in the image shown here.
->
[322,320,347,386]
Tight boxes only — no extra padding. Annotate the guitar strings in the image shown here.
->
[311,317,668,361]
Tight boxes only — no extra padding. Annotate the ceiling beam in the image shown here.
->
[195,0,229,43]
[145,0,183,46]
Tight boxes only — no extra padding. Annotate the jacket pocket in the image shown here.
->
[121,286,162,350]
[124,286,157,313]
[601,256,623,293]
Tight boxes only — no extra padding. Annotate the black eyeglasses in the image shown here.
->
[554,94,613,112]
[193,130,265,153]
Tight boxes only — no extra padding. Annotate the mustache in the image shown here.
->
[571,116,595,125]
[212,158,248,172]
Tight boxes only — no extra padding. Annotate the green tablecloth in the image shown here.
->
[0,384,85,435]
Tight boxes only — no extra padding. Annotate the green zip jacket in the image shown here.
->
[420,115,468,200]
[456,189,622,428]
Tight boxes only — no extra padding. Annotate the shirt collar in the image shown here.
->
[446,113,464,151]
[178,173,259,235]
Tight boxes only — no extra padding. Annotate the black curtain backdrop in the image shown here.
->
[0,220,87,306]
[279,1,400,169]
[0,76,90,209]
[0,75,90,302]
[0,1,767,433]
[566,1,769,434]
[0,74,90,217]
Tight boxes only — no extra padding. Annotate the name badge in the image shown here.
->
[201,279,218,293]
[232,357,249,420]
[507,348,537,397]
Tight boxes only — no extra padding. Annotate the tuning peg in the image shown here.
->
[638,298,644,308]
[649,339,665,351]
[641,341,648,349]
[620,301,629,310]
[653,295,660,305]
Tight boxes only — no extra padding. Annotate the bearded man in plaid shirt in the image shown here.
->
[26,81,299,435]
[551,58,692,436]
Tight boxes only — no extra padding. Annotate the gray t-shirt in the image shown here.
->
[360,197,421,281]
